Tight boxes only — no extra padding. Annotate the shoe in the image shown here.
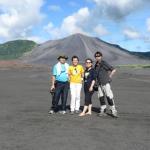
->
[70,111,74,115]
[75,110,80,114]
[48,110,54,114]
[98,111,107,117]
[111,110,118,118]
[60,111,66,114]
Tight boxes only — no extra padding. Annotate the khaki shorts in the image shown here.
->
[98,83,113,99]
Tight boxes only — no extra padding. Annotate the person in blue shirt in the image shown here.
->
[49,55,69,114]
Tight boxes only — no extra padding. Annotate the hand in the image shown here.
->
[50,85,55,92]
[89,86,93,92]
[108,77,112,83]
[109,75,111,78]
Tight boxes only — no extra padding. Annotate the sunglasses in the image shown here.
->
[74,68,77,73]
[95,55,101,57]
[86,61,92,64]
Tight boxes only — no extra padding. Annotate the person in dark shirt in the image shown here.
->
[79,58,96,117]
[94,51,118,117]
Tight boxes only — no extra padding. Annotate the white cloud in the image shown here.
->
[44,7,110,39]
[44,7,90,39]
[49,5,61,12]
[147,18,150,32]
[93,24,109,36]
[44,22,61,39]
[26,36,46,43]
[0,0,44,42]
[123,28,141,39]
[44,0,150,39]
[61,7,90,35]
[92,0,150,21]
[42,2,150,47]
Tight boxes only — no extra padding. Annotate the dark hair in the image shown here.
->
[85,58,93,63]
[57,55,68,60]
[72,55,79,61]
[94,51,103,57]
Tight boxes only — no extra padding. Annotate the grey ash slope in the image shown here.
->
[22,33,149,65]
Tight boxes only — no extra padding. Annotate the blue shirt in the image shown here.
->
[52,64,69,82]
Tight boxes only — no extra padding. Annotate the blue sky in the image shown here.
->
[0,0,150,52]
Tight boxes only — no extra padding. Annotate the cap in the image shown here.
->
[57,55,68,60]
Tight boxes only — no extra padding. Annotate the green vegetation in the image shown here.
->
[0,40,37,60]
[117,64,150,69]
[131,52,150,59]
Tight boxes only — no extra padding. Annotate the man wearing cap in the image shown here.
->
[94,51,118,117]
[49,55,69,114]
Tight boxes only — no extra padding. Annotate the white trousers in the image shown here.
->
[70,83,82,111]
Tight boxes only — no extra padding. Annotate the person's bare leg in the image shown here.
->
[79,106,88,116]
[86,104,92,115]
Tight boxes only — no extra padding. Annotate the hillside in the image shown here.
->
[22,33,150,65]
[0,40,37,60]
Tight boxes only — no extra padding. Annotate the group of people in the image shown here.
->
[49,51,118,117]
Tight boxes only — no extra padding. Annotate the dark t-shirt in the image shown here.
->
[84,68,96,87]
[94,60,114,85]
